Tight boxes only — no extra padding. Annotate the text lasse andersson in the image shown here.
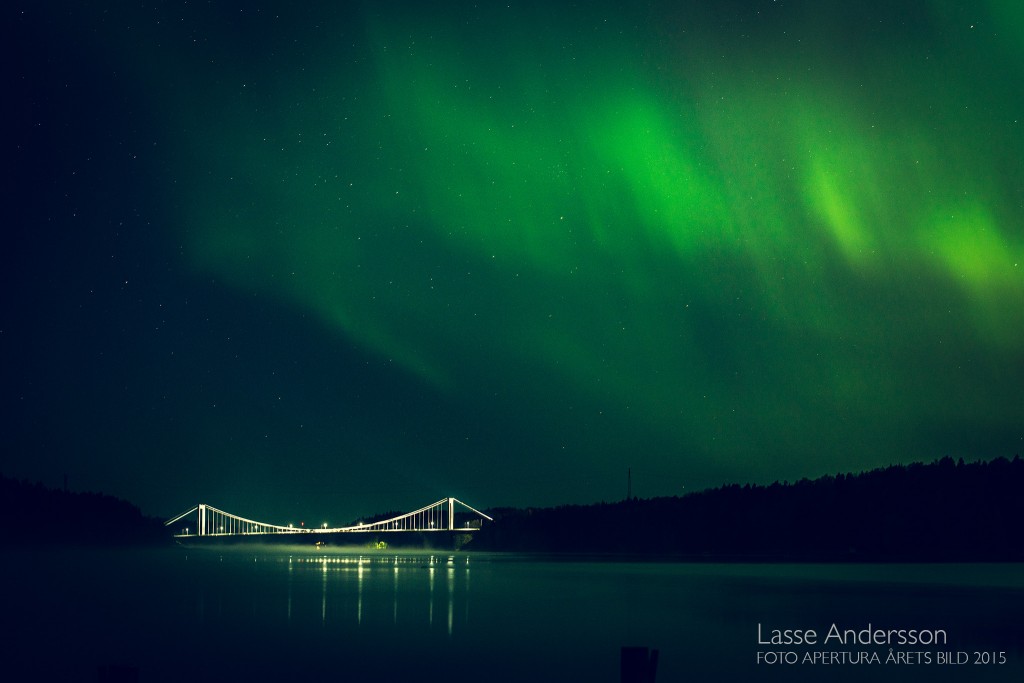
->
[758,623,948,646]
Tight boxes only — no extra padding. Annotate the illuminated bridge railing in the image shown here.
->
[164,497,493,537]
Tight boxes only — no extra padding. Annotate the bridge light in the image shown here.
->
[322,522,328,529]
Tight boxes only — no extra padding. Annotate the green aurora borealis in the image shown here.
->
[6,1,1024,520]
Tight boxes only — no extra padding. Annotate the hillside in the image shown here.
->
[469,457,1024,560]
[0,474,167,546]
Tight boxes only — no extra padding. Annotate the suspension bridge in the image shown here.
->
[164,497,493,538]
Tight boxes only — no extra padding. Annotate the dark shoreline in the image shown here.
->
[4,456,1022,561]
[468,456,1024,561]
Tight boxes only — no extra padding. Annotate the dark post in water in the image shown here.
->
[621,646,659,683]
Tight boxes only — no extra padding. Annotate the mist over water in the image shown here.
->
[1,547,1021,682]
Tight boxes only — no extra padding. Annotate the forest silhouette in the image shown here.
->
[470,457,1024,560]
[0,474,165,545]
[4,456,1021,559]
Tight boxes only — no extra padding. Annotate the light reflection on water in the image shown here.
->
[259,554,470,636]
[202,553,476,643]
[1,548,1022,683]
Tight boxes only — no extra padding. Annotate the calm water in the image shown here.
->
[1,547,1021,682]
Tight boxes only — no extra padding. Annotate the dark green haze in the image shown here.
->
[5,1,1023,522]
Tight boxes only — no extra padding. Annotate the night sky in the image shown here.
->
[5,1,1023,524]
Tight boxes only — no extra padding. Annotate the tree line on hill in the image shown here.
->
[6,456,1021,557]
[469,456,1024,560]
[0,474,166,545]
